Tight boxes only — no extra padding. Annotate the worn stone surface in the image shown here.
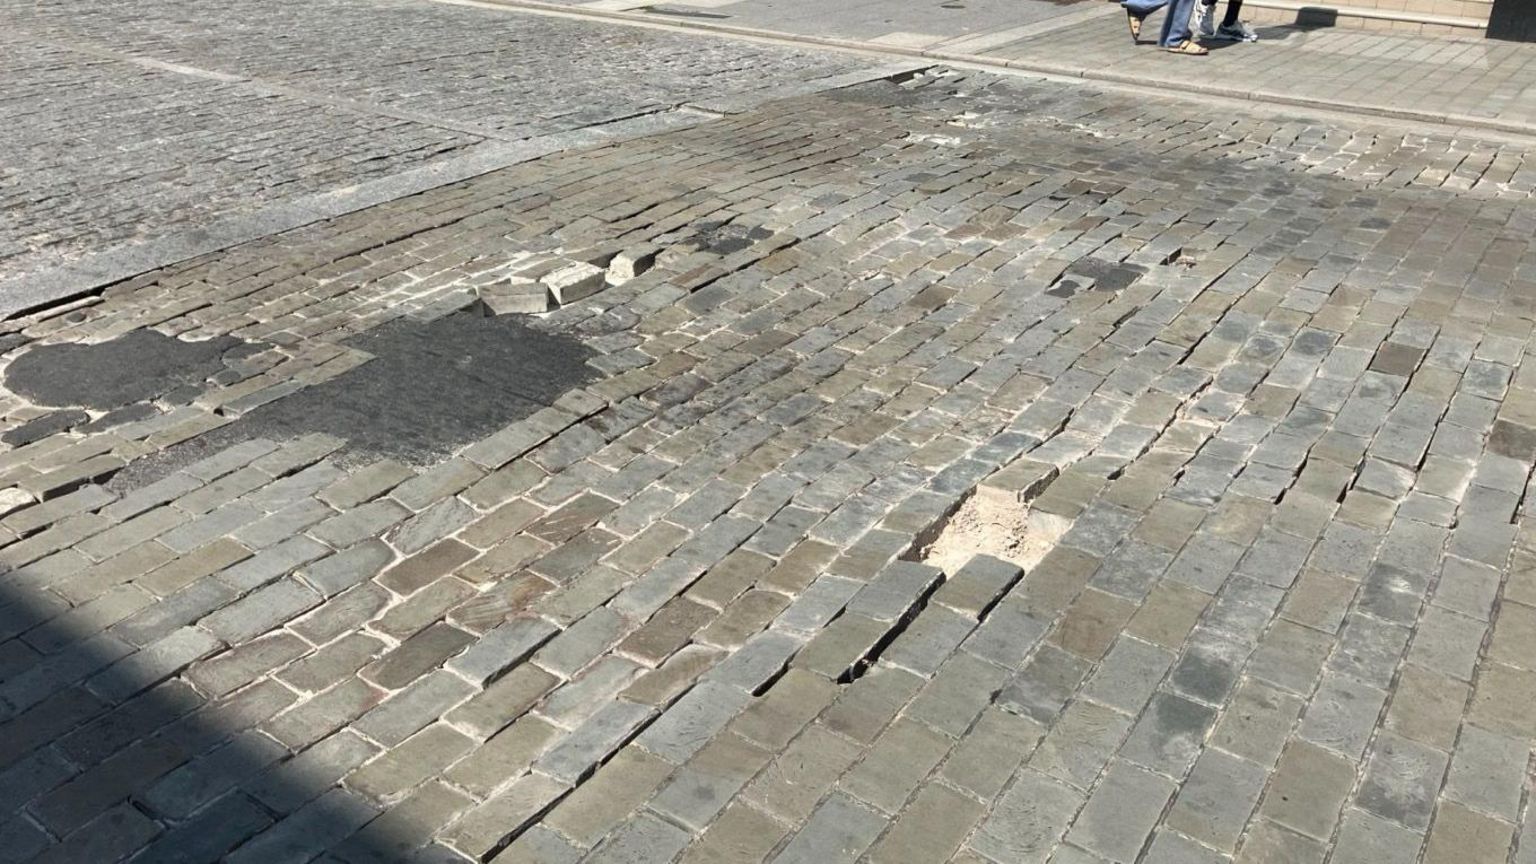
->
[2,7,1536,863]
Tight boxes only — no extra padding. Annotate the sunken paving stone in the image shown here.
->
[1,21,1536,864]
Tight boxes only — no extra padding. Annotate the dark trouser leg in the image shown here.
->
[1223,0,1243,26]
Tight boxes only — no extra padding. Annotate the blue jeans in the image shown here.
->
[1123,0,1198,47]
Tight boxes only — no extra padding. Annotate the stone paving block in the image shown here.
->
[1049,588,1137,661]
[131,792,273,864]
[1124,581,1211,650]
[633,678,752,764]
[743,722,862,824]
[233,498,335,549]
[26,803,161,864]
[652,731,771,831]
[1422,800,1514,864]
[135,537,251,597]
[199,577,321,644]
[142,728,287,818]
[616,595,713,667]
[970,769,1083,864]
[224,787,378,864]
[1259,739,1356,840]
[1166,747,1268,853]
[1065,759,1175,863]
[347,722,476,802]
[963,598,1049,670]
[696,588,788,649]
[218,534,331,592]
[445,616,559,686]
[1443,724,1527,822]
[354,670,476,747]
[361,622,475,690]
[731,667,838,751]
[1079,633,1172,714]
[998,643,1092,724]
[582,810,692,864]
[442,716,558,799]
[771,573,862,636]
[705,628,802,693]
[289,582,390,646]
[310,499,413,548]
[377,538,477,596]
[187,630,309,697]
[770,791,887,864]
[932,554,1022,618]
[29,735,188,835]
[443,771,570,861]
[492,825,581,864]
[1027,695,1132,790]
[1469,662,1536,737]
[846,560,942,622]
[319,460,415,510]
[1142,831,1227,864]
[1355,732,1449,830]
[266,677,387,749]
[534,698,657,784]
[677,800,786,864]
[820,664,924,746]
[1245,618,1334,695]
[537,655,644,730]
[1235,819,1327,864]
[332,780,475,863]
[866,781,985,864]
[838,716,953,815]
[1119,689,1217,777]
[938,705,1042,800]
[1328,807,1423,864]
[543,745,672,848]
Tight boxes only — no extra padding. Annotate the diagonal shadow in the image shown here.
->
[0,483,480,864]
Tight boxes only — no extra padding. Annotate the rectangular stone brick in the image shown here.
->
[446,616,558,686]
[443,772,569,860]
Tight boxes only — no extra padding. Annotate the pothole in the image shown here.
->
[916,484,1068,576]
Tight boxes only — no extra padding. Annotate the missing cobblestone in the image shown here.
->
[917,486,1067,576]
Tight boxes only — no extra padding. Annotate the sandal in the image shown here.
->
[1165,39,1209,55]
[1126,10,1146,42]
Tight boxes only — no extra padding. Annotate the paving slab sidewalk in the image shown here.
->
[475,0,1536,134]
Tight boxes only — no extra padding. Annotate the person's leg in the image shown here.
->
[1223,0,1244,26]
[1158,0,1199,45]
[1123,0,1167,43]
[1194,0,1217,37]
[1122,0,1168,17]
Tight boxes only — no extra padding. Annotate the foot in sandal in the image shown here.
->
[1164,39,1209,55]
[1126,10,1147,42]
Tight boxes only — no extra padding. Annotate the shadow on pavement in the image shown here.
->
[0,560,477,863]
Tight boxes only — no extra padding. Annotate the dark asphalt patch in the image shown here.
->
[230,311,596,465]
[5,329,243,410]
[85,311,599,491]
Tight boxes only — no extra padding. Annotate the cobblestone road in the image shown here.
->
[4,11,1536,864]
[0,0,864,284]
